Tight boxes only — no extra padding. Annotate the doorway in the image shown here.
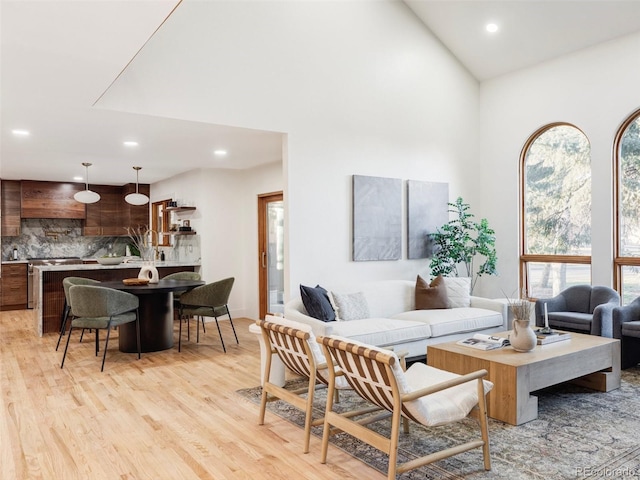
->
[258,192,284,319]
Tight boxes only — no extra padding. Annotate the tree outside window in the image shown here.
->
[521,124,591,298]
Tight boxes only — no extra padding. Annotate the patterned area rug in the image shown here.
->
[237,367,640,479]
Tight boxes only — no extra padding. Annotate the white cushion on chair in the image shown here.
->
[265,315,350,389]
[402,362,493,427]
[325,335,492,427]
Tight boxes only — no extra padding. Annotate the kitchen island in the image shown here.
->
[33,261,201,336]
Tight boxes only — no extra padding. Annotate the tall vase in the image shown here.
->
[138,261,159,284]
[510,319,537,352]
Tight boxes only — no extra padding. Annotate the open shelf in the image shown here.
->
[160,231,196,236]
[165,206,196,212]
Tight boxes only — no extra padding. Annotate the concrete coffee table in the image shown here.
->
[427,331,620,425]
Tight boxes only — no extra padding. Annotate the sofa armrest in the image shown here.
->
[612,298,640,339]
[284,298,333,337]
[593,301,617,338]
[470,296,508,329]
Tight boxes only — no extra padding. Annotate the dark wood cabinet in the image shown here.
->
[84,184,150,236]
[1,263,27,310]
[21,181,86,219]
[1,179,149,237]
[1,180,22,236]
[122,183,151,231]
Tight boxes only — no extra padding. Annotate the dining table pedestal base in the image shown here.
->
[119,292,173,353]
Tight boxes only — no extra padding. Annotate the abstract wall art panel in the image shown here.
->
[352,175,402,261]
[407,180,449,259]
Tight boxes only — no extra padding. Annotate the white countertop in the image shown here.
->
[33,261,200,272]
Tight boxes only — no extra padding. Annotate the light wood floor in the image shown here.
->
[0,310,384,479]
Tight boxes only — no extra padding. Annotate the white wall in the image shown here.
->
[98,1,481,307]
[479,32,640,298]
[151,161,283,318]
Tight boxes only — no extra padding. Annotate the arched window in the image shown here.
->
[520,123,591,298]
[615,109,640,304]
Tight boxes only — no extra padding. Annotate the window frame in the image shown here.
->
[519,122,592,298]
[613,107,640,301]
[152,199,172,247]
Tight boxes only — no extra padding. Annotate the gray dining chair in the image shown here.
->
[61,285,141,372]
[56,276,101,351]
[162,271,202,338]
[162,271,202,306]
[178,277,237,352]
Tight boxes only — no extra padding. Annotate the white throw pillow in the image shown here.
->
[443,277,471,308]
[330,291,370,321]
[327,291,341,320]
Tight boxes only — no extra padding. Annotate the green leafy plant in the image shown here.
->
[429,197,497,293]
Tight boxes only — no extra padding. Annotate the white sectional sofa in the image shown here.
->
[284,279,507,359]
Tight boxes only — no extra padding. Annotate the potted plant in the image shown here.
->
[429,197,497,293]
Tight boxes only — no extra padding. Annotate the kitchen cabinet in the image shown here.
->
[84,183,150,236]
[1,180,21,236]
[122,183,151,231]
[1,263,27,310]
[21,180,86,219]
[84,185,127,236]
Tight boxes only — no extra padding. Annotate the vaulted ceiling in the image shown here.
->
[3,0,640,185]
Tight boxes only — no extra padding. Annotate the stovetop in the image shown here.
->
[28,257,82,264]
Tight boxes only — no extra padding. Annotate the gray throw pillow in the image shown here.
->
[331,291,370,321]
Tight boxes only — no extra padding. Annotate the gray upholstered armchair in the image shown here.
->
[535,285,620,337]
[613,297,640,369]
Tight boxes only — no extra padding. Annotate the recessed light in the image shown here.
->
[73,176,83,181]
[213,149,227,156]
[12,129,30,136]
[123,141,139,147]
[486,23,499,33]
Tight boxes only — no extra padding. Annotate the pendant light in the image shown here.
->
[73,162,101,204]
[124,166,149,206]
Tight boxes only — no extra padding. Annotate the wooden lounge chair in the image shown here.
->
[318,335,492,479]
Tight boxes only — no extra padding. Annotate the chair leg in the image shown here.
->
[56,304,71,351]
[178,313,183,352]
[101,324,113,372]
[196,316,207,342]
[79,329,94,351]
[213,316,227,353]
[302,378,316,454]
[477,379,492,471]
[135,310,141,360]
[387,408,402,480]
[60,326,75,368]
[320,373,337,464]
[226,306,239,344]
[95,329,100,356]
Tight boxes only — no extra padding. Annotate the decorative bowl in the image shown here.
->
[97,256,124,265]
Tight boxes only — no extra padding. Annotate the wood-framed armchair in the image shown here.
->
[317,335,492,479]
[256,315,355,453]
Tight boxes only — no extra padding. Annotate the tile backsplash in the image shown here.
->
[1,219,201,262]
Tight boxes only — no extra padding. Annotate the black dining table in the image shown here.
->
[99,278,204,353]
